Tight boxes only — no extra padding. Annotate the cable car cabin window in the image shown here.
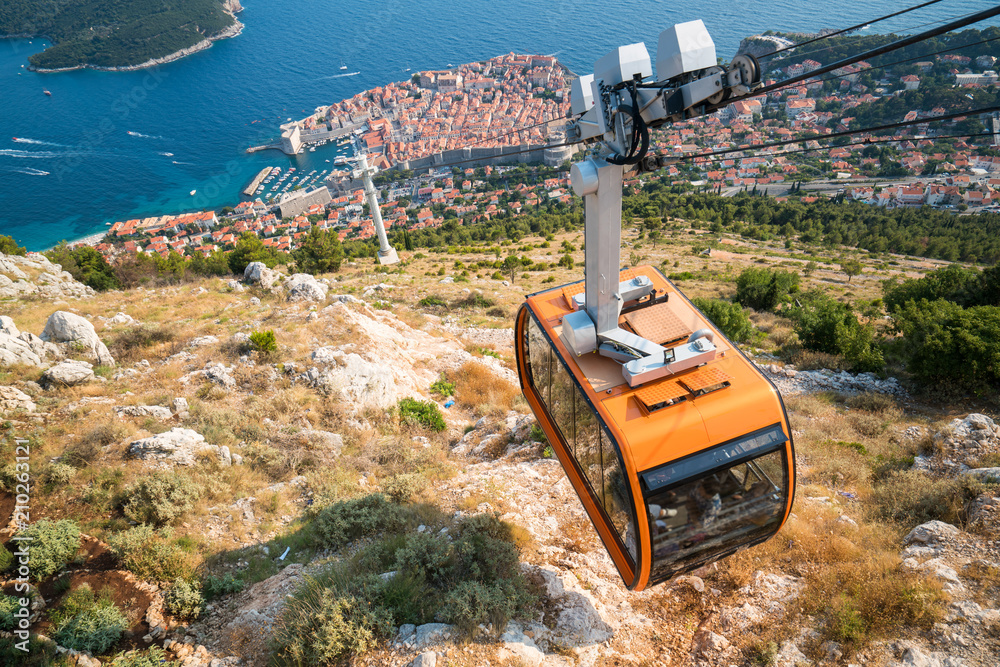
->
[642,426,789,585]
[524,316,638,565]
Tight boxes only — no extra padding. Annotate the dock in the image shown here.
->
[243,167,272,197]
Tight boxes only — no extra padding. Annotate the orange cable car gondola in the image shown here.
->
[513,22,795,590]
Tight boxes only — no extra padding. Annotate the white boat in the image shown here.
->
[190,190,196,196]
[340,61,348,71]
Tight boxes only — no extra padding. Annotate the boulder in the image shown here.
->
[172,397,190,419]
[244,262,277,288]
[115,405,174,421]
[0,385,35,413]
[40,311,115,367]
[410,652,436,667]
[18,332,62,360]
[904,520,960,546]
[108,312,136,326]
[693,629,730,654]
[0,316,19,337]
[126,428,213,466]
[41,360,94,387]
[296,429,343,455]
[285,273,328,302]
[0,332,43,367]
[308,353,396,408]
[188,335,219,348]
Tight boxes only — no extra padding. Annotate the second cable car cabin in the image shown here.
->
[516,265,795,590]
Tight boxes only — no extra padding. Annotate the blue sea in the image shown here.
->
[1,0,998,250]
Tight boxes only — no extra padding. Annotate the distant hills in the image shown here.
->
[0,0,242,71]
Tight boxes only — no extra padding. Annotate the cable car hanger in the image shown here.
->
[514,7,1000,590]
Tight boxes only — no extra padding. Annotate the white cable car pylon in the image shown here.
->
[351,153,399,265]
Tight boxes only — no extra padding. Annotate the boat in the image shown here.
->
[43,89,52,96]
[340,60,348,71]
[190,190,196,196]
[334,156,349,165]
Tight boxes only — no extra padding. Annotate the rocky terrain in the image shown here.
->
[0,245,997,667]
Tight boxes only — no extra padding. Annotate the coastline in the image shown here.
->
[27,20,245,74]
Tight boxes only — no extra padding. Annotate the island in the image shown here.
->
[0,0,243,71]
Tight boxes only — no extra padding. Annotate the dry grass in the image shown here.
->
[453,361,518,416]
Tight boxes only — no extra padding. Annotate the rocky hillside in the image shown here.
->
[0,241,997,667]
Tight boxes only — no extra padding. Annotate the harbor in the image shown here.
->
[242,166,273,196]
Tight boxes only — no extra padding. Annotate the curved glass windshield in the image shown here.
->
[643,427,788,585]
[523,313,638,567]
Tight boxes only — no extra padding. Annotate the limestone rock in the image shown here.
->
[693,628,730,654]
[40,310,115,367]
[410,652,437,667]
[285,273,328,302]
[500,623,544,666]
[412,623,453,648]
[116,405,173,421]
[172,397,190,419]
[904,521,960,546]
[308,353,396,408]
[41,360,94,387]
[244,261,277,288]
[0,332,43,367]
[188,335,219,347]
[126,428,213,466]
[295,429,343,455]
[0,385,35,413]
[0,316,19,337]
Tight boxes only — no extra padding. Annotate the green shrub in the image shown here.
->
[0,594,20,631]
[397,397,446,432]
[735,267,800,312]
[106,526,194,581]
[228,232,283,275]
[19,519,80,581]
[249,329,278,355]
[0,235,27,256]
[692,298,755,343]
[292,226,344,275]
[891,299,1000,395]
[454,292,495,309]
[164,579,203,620]
[52,585,129,655]
[202,573,244,601]
[0,545,13,572]
[381,473,425,504]
[438,579,536,636]
[417,295,448,308]
[45,242,121,291]
[44,462,75,487]
[121,472,201,526]
[107,647,179,667]
[789,294,884,373]
[429,376,455,397]
[272,588,394,665]
[313,494,411,549]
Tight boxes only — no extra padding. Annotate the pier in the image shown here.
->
[243,167,273,196]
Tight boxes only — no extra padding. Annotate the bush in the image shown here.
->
[438,579,535,636]
[735,267,800,312]
[202,573,244,601]
[417,295,447,308]
[164,579,203,620]
[381,473,425,504]
[107,647,179,667]
[228,232,284,275]
[52,585,129,655]
[109,326,176,365]
[453,361,518,415]
[691,298,755,343]
[0,235,27,256]
[871,470,995,529]
[789,295,884,373]
[313,494,411,549]
[453,292,495,309]
[429,376,455,397]
[44,462,75,487]
[121,472,201,526]
[19,519,80,581]
[106,526,194,581]
[292,226,344,275]
[0,545,12,573]
[891,298,1000,395]
[0,594,20,631]
[397,397,446,432]
[272,588,394,665]
[46,242,121,291]
[249,329,278,355]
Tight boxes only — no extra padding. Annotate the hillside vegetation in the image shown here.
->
[0,0,237,69]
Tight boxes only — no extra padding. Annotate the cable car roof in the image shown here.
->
[525,265,785,474]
